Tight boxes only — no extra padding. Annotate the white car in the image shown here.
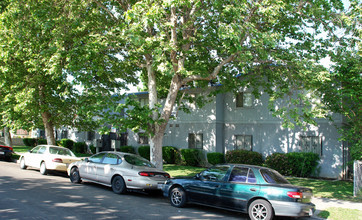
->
[68,151,170,194]
[20,145,80,175]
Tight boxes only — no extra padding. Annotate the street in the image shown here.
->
[1,161,317,220]
[0,161,248,220]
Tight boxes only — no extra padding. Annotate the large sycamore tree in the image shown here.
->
[96,0,357,169]
[0,0,134,144]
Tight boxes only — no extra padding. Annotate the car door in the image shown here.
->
[219,166,260,212]
[80,153,106,180]
[97,153,120,184]
[187,165,230,207]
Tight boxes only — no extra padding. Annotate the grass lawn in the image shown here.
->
[287,177,362,203]
[318,207,362,220]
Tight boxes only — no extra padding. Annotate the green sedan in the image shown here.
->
[162,164,315,220]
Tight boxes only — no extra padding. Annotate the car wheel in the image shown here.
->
[111,176,126,194]
[40,162,48,175]
[248,199,274,220]
[70,167,82,183]
[20,157,27,169]
[170,187,187,208]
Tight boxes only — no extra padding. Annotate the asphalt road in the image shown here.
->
[0,161,316,220]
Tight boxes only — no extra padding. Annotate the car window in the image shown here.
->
[124,154,155,168]
[38,146,47,154]
[260,168,290,184]
[31,146,41,153]
[49,147,74,156]
[103,153,121,165]
[88,153,106,163]
[229,167,249,183]
[200,165,230,181]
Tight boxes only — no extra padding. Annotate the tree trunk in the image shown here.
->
[4,127,12,147]
[41,111,56,145]
[41,112,56,145]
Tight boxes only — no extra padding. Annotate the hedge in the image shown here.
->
[265,152,320,177]
[225,149,263,166]
[162,146,179,164]
[207,152,225,165]
[138,146,150,161]
[180,149,203,166]
[120,146,135,154]
[59,139,74,150]
[73,142,87,154]
[23,138,37,147]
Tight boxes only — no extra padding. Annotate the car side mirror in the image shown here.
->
[84,158,89,162]
[195,173,201,179]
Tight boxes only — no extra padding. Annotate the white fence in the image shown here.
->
[354,160,362,197]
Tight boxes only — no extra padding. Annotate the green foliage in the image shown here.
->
[22,138,37,147]
[207,152,225,165]
[73,142,87,154]
[37,138,47,145]
[180,149,203,167]
[89,145,96,154]
[265,152,320,177]
[225,150,263,166]
[162,146,179,164]
[119,146,135,154]
[138,146,150,161]
[59,139,74,150]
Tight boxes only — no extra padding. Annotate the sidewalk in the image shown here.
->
[312,197,362,211]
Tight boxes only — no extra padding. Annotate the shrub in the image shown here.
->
[225,149,264,166]
[120,146,135,154]
[59,139,74,150]
[89,145,96,154]
[138,146,150,161]
[265,152,320,177]
[162,146,179,164]
[37,138,47,145]
[180,149,203,166]
[73,142,87,154]
[207,152,225,165]
[23,138,37,147]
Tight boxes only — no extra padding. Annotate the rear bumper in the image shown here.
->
[271,200,315,217]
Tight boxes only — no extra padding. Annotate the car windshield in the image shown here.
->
[124,155,155,168]
[49,147,74,157]
[260,168,290,184]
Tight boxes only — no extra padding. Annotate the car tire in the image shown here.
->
[20,157,27,169]
[248,199,274,220]
[111,176,126,194]
[40,162,48,175]
[170,187,187,208]
[70,167,82,183]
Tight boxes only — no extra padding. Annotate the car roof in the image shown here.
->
[95,151,137,156]
[219,163,270,170]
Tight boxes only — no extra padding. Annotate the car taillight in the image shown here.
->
[164,173,171,178]
[288,191,303,199]
[139,172,155,177]
[52,158,63,163]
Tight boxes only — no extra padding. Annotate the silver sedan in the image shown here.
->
[67,151,170,194]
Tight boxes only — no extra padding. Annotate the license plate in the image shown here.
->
[0,152,4,155]
[309,209,314,216]
[157,183,164,189]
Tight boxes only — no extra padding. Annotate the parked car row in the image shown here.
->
[17,144,315,220]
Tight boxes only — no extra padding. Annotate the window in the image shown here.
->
[200,165,230,181]
[300,136,322,156]
[260,168,290,184]
[138,133,149,145]
[189,133,203,149]
[139,98,149,107]
[124,154,155,168]
[89,153,106,163]
[229,167,257,183]
[235,135,253,151]
[236,92,253,108]
[61,130,68,139]
[103,153,121,165]
[87,131,95,141]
